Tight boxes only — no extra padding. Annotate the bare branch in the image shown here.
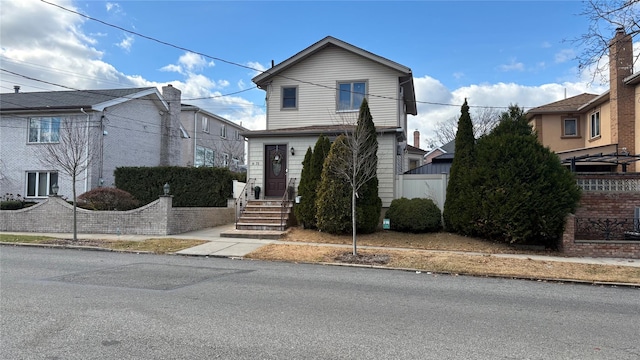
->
[570,0,640,84]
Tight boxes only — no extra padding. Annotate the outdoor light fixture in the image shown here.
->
[51,183,59,196]
[621,147,629,156]
[163,182,170,196]
[290,146,295,156]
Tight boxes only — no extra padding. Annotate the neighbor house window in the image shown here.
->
[28,117,60,143]
[563,118,578,137]
[337,81,366,111]
[282,86,298,109]
[220,124,227,138]
[202,117,210,133]
[26,171,58,197]
[223,153,229,167]
[195,146,214,167]
[590,111,600,138]
[232,157,240,169]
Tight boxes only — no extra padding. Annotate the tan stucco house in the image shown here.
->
[244,36,417,207]
[526,28,639,172]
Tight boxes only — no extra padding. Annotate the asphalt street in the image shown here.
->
[1,246,639,359]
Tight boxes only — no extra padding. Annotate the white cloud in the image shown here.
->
[247,61,267,77]
[106,2,122,13]
[178,52,214,72]
[409,78,607,148]
[115,34,134,52]
[498,59,525,72]
[555,49,575,63]
[238,79,246,90]
[541,41,552,49]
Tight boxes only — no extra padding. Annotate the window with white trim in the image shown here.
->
[223,153,229,167]
[563,118,578,137]
[26,171,58,197]
[202,117,210,133]
[337,81,366,111]
[220,124,227,138]
[28,117,60,143]
[195,146,214,167]
[590,111,600,138]
[282,86,298,109]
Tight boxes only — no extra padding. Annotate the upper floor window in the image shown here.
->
[337,81,366,111]
[235,130,240,141]
[563,118,578,137]
[202,117,210,133]
[590,111,600,139]
[282,86,298,109]
[26,171,58,197]
[220,124,227,138]
[29,117,60,143]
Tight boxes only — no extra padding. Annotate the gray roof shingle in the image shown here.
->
[0,87,155,111]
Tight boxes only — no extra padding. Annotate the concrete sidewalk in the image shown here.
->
[2,224,639,267]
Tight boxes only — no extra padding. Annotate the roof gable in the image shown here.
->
[252,36,417,115]
[0,87,165,113]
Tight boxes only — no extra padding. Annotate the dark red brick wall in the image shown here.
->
[561,174,640,259]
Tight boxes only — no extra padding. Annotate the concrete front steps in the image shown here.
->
[220,200,293,239]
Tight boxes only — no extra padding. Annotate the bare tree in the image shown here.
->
[214,137,246,170]
[325,99,379,255]
[572,0,640,83]
[38,116,97,241]
[426,107,501,148]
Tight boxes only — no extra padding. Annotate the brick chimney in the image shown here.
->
[413,130,420,148]
[609,27,635,171]
[160,84,182,166]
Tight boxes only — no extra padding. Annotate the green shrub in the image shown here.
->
[316,136,352,234]
[1,193,28,210]
[386,198,442,233]
[77,187,140,211]
[356,177,382,233]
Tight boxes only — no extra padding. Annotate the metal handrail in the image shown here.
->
[235,178,255,226]
[280,177,296,231]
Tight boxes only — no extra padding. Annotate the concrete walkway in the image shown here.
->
[2,224,639,267]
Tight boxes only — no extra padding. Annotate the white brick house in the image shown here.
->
[0,85,246,201]
[246,36,417,207]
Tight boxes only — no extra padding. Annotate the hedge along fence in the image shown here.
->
[0,196,234,236]
[114,166,237,207]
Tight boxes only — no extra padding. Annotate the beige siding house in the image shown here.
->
[526,29,639,172]
[245,36,417,207]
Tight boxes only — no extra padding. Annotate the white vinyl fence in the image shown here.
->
[396,174,448,211]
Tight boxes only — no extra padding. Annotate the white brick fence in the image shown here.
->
[0,196,234,236]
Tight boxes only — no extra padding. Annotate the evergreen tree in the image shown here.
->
[293,147,314,228]
[316,135,352,234]
[443,99,476,234]
[471,105,580,247]
[354,99,381,234]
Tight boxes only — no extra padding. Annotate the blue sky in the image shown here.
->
[1,0,630,147]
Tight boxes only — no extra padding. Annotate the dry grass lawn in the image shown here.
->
[246,227,640,285]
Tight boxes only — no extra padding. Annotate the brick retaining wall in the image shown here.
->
[561,173,640,259]
[0,196,234,236]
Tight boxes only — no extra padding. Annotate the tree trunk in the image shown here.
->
[352,187,357,256]
[72,174,77,241]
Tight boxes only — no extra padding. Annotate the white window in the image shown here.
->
[337,81,366,111]
[282,86,298,109]
[235,130,240,141]
[26,171,58,197]
[202,117,209,133]
[195,146,214,167]
[563,118,577,137]
[590,112,600,138]
[28,117,60,143]
[223,153,229,167]
[220,124,227,138]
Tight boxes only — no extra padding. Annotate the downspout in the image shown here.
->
[80,108,90,192]
[193,109,200,166]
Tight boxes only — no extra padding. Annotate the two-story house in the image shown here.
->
[245,36,417,207]
[180,105,248,172]
[0,85,246,201]
[526,28,639,172]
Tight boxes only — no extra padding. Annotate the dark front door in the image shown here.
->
[265,144,287,197]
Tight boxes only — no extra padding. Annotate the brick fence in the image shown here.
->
[0,196,234,236]
[561,173,640,259]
